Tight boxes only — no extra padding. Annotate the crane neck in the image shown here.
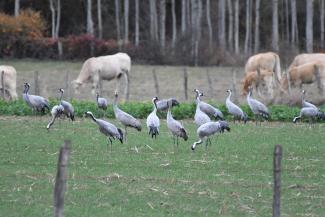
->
[96,94,99,103]
[89,112,97,123]
[59,91,63,102]
[227,91,232,102]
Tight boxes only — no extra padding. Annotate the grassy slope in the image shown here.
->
[0,116,324,216]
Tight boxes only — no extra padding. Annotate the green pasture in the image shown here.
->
[0,116,324,216]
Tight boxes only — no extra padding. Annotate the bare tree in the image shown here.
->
[14,0,20,17]
[97,0,102,39]
[124,0,129,44]
[285,0,289,42]
[181,0,187,34]
[87,0,94,36]
[218,0,226,49]
[50,0,56,39]
[206,0,213,49]
[306,0,313,53]
[115,0,121,47]
[135,0,139,46]
[171,0,177,48]
[150,0,159,41]
[234,0,240,54]
[227,0,233,51]
[272,0,279,51]
[254,0,260,53]
[160,0,166,49]
[49,0,61,39]
[321,0,324,47]
[290,0,299,46]
[55,0,61,39]
[244,0,251,54]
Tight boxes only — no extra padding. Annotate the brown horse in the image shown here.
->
[281,61,325,94]
[241,68,275,99]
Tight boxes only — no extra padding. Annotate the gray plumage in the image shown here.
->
[191,120,230,151]
[156,98,179,111]
[247,86,270,125]
[23,83,49,113]
[59,88,74,121]
[46,104,64,130]
[293,107,325,124]
[96,92,108,110]
[166,99,188,146]
[85,111,123,150]
[113,91,141,141]
[194,90,211,127]
[146,97,160,138]
[226,89,247,123]
[301,90,318,110]
[194,89,224,120]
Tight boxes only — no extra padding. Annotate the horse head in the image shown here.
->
[71,80,82,94]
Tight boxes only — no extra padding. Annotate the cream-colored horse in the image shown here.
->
[72,52,131,100]
[245,52,282,84]
[0,65,18,100]
[288,53,325,70]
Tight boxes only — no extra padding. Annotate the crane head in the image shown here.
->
[84,111,93,117]
[114,90,118,97]
[59,88,64,93]
[226,89,231,93]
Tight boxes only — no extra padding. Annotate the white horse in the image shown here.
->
[72,52,131,100]
[0,65,18,100]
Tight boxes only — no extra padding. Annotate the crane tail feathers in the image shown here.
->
[117,128,124,143]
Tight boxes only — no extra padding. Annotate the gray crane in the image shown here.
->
[59,88,74,121]
[23,82,49,113]
[194,89,224,120]
[166,99,188,146]
[146,97,160,138]
[96,92,108,117]
[293,107,325,124]
[247,86,270,125]
[156,98,179,112]
[194,90,211,127]
[191,120,230,151]
[46,104,64,130]
[301,90,318,109]
[113,91,141,141]
[226,89,247,123]
[85,111,123,150]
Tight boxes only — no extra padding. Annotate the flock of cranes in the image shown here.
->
[21,82,325,151]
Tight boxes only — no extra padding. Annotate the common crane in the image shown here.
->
[85,111,123,150]
[293,107,325,124]
[301,90,318,110]
[113,91,141,141]
[194,90,211,127]
[166,99,188,146]
[191,120,230,151]
[46,104,64,130]
[59,88,75,121]
[247,86,270,125]
[156,98,179,112]
[194,89,224,120]
[226,89,247,123]
[146,97,160,138]
[96,92,108,117]
[23,82,49,113]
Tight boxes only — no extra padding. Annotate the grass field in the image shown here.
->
[0,115,324,216]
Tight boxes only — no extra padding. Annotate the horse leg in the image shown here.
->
[123,70,129,101]
[92,73,100,95]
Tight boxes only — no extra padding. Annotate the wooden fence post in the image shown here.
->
[152,69,159,97]
[183,68,188,100]
[273,144,282,217]
[231,68,239,104]
[1,70,5,100]
[54,140,71,217]
[65,71,71,100]
[206,69,213,96]
[34,71,40,95]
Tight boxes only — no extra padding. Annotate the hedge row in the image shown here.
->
[0,99,308,122]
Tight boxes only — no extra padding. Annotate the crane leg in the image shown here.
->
[107,137,113,152]
[176,137,179,147]
[124,126,128,143]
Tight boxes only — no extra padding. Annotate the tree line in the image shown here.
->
[0,0,324,66]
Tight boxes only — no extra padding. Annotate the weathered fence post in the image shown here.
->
[34,71,40,95]
[65,71,71,100]
[206,69,213,96]
[273,144,282,217]
[152,69,160,97]
[231,68,239,104]
[183,68,188,100]
[54,140,71,217]
[1,70,5,100]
